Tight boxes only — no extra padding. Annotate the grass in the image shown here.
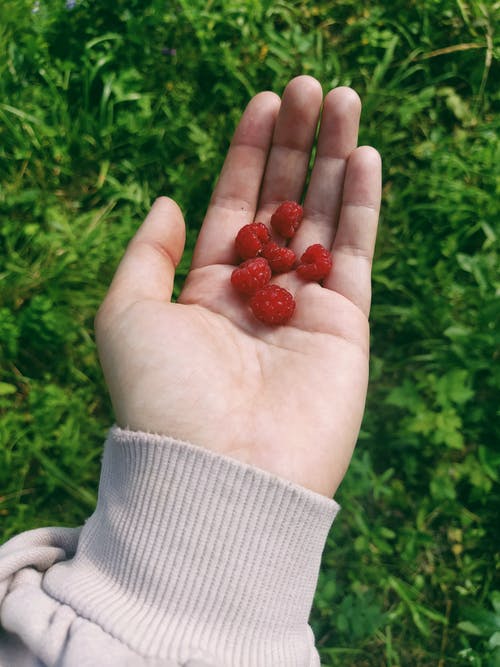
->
[1,0,499,664]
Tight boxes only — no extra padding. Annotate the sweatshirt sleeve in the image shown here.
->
[0,426,340,667]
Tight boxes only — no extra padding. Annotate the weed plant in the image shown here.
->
[0,0,499,664]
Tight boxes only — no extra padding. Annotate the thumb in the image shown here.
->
[105,197,186,308]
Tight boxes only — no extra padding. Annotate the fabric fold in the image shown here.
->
[2,426,340,666]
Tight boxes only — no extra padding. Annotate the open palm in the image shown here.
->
[95,76,381,498]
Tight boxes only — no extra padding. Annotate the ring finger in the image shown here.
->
[290,86,361,257]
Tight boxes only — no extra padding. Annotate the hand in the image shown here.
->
[95,76,381,498]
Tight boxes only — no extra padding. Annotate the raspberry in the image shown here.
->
[262,241,296,273]
[235,222,271,260]
[231,258,272,296]
[296,243,332,282]
[249,284,296,326]
[270,201,304,239]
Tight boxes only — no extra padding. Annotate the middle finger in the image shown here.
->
[254,76,323,228]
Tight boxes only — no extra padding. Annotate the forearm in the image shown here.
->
[1,426,339,666]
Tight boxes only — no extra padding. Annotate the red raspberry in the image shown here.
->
[262,241,296,273]
[296,244,332,282]
[249,284,296,326]
[231,258,272,296]
[235,222,271,260]
[270,201,304,239]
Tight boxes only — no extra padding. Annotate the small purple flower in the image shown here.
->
[66,0,77,9]
[161,47,177,56]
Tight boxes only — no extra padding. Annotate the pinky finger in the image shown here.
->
[324,146,382,317]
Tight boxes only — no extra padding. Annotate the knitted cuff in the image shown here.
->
[43,426,339,666]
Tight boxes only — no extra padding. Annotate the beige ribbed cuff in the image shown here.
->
[43,427,339,666]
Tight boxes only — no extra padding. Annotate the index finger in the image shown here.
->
[190,92,280,270]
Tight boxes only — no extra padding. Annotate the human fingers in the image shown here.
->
[324,146,382,317]
[190,91,280,270]
[290,87,361,256]
[97,197,186,318]
[254,75,323,227]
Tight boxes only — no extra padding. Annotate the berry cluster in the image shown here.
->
[231,202,333,326]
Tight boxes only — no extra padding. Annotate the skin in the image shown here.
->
[95,76,382,498]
